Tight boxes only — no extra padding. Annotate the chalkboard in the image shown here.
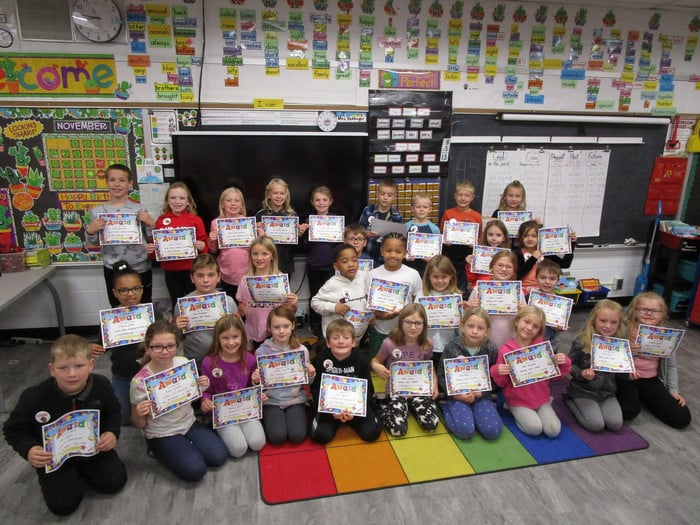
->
[447,114,670,244]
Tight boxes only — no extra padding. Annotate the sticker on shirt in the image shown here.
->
[35,411,51,423]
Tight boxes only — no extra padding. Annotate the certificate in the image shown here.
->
[443,355,492,395]
[367,277,410,313]
[216,217,256,248]
[418,294,462,329]
[261,215,299,244]
[367,217,407,236]
[636,324,685,358]
[390,361,433,397]
[442,220,479,246]
[99,303,155,349]
[407,232,443,260]
[591,334,635,373]
[497,211,534,237]
[308,215,345,242]
[344,308,373,339]
[317,374,368,417]
[528,289,573,330]
[244,274,290,306]
[152,227,197,261]
[42,409,99,473]
[504,341,561,387]
[212,386,263,429]
[470,245,506,275]
[538,226,572,256]
[257,350,308,389]
[98,213,142,245]
[144,359,201,418]
[476,281,522,315]
[176,292,229,333]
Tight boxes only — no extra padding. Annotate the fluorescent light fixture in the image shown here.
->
[174,131,368,136]
[550,136,599,144]
[501,136,550,143]
[500,113,670,125]
[597,137,645,144]
[451,136,501,143]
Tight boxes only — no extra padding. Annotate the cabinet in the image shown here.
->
[647,231,699,314]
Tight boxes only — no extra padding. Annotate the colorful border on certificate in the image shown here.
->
[256,349,308,389]
[443,355,492,396]
[99,303,155,349]
[308,215,345,242]
[538,226,572,256]
[152,227,197,261]
[42,409,100,473]
[367,277,410,313]
[98,213,142,245]
[244,274,290,306]
[212,385,263,429]
[317,374,368,417]
[504,341,560,387]
[262,215,299,244]
[216,217,257,248]
[176,292,229,333]
[144,359,201,418]
[389,360,433,397]
[636,324,685,358]
[417,294,462,329]
[591,334,636,373]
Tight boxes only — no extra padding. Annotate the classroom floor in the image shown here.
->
[1,308,698,525]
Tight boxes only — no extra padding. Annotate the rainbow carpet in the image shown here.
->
[259,380,648,504]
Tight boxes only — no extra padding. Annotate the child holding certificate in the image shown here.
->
[616,292,691,429]
[130,320,228,481]
[564,300,625,432]
[310,319,382,444]
[439,180,482,295]
[149,182,208,308]
[310,243,369,339]
[371,303,439,437]
[465,219,510,293]
[90,260,154,425]
[236,236,298,350]
[173,254,237,370]
[404,193,441,277]
[252,306,315,444]
[491,180,528,218]
[254,178,299,277]
[200,315,266,457]
[85,164,155,307]
[491,306,571,437]
[468,250,526,349]
[3,335,127,515]
[514,221,575,295]
[300,186,343,338]
[415,255,464,369]
[437,308,503,440]
[207,187,252,299]
[359,177,403,266]
[366,232,423,358]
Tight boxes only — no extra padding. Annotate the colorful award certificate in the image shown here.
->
[261,215,299,244]
[390,360,433,397]
[476,281,522,315]
[99,303,155,348]
[442,220,479,246]
[528,289,573,330]
[407,232,443,260]
[176,292,229,333]
[367,277,410,313]
[42,409,99,473]
[244,274,290,306]
[538,226,572,256]
[144,359,201,418]
[443,355,492,395]
[636,324,685,358]
[317,374,368,417]
[152,227,197,261]
[215,217,256,248]
[497,211,534,237]
[418,294,462,329]
[98,213,142,245]
[591,334,635,373]
[504,341,560,387]
[470,245,506,275]
[308,215,344,242]
[212,386,263,429]
[257,350,308,389]
[344,308,373,339]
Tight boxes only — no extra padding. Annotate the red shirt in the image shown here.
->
[153,211,208,272]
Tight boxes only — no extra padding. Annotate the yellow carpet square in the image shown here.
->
[389,433,476,482]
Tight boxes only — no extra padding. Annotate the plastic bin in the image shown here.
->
[0,250,27,273]
[578,286,610,306]
[555,288,582,305]
[677,259,697,282]
[651,283,691,313]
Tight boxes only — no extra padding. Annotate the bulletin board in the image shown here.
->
[0,108,145,262]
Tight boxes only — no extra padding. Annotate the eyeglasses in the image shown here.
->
[115,286,144,295]
[148,343,178,353]
[403,320,424,327]
[635,307,662,315]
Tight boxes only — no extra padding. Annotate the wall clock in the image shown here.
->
[317,111,338,132]
[72,0,123,43]
[0,28,13,48]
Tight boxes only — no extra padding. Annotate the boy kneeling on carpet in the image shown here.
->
[310,320,382,444]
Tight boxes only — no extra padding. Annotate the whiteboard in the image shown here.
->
[483,149,610,237]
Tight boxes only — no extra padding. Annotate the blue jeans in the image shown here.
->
[146,421,228,482]
[111,374,132,426]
